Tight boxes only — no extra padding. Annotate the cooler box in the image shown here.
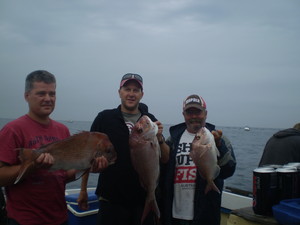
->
[65,190,99,225]
[272,198,300,225]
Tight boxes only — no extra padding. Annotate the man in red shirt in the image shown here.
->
[0,70,76,225]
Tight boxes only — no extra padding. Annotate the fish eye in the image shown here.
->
[195,135,200,140]
[137,128,143,134]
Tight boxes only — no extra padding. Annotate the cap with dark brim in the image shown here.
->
[120,79,143,88]
[183,94,206,111]
[120,73,143,88]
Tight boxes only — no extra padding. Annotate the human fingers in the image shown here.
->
[91,156,108,172]
[155,121,164,135]
[35,153,54,168]
[212,130,223,147]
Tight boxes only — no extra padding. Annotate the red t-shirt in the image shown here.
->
[0,115,70,225]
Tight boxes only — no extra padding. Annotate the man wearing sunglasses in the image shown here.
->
[86,73,166,225]
[160,94,236,225]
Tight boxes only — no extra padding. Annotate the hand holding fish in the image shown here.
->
[211,129,223,147]
[77,156,111,210]
[90,156,109,173]
[155,120,164,138]
[11,152,55,184]
[34,153,54,169]
[76,155,110,211]
[155,120,171,163]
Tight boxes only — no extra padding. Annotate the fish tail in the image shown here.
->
[141,197,160,225]
[14,148,38,184]
[205,181,221,194]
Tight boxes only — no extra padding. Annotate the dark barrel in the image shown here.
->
[252,167,278,216]
[276,167,300,201]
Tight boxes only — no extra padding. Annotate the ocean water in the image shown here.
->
[0,118,280,193]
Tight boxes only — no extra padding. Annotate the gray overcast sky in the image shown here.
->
[0,0,299,129]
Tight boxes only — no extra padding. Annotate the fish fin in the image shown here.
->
[108,160,116,166]
[215,147,220,157]
[159,147,161,158]
[190,144,209,160]
[153,123,158,135]
[141,198,160,225]
[74,168,90,181]
[77,172,90,211]
[150,141,155,148]
[213,165,221,180]
[151,140,160,149]
[16,148,35,162]
[205,181,221,194]
[15,148,38,184]
[139,179,147,190]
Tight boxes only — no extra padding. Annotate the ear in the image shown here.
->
[24,92,29,102]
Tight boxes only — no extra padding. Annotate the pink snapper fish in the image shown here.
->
[190,127,221,194]
[129,115,160,224]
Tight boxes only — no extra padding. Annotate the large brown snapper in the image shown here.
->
[190,127,221,194]
[129,115,160,224]
[15,131,117,184]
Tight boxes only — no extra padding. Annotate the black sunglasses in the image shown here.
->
[121,73,143,83]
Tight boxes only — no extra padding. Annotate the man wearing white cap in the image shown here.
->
[160,94,236,225]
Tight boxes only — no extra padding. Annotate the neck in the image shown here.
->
[27,113,50,125]
[121,105,139,114]
[186,128,197,134]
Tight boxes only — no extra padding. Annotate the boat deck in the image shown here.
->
[221,188,279,225]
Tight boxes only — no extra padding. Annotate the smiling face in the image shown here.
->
[25,81,56,123]
[119,80,144,114]
[183,107,207,134]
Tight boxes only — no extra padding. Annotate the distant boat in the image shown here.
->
[244,126,250,131]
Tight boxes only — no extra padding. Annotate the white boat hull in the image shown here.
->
[65,188,279,225]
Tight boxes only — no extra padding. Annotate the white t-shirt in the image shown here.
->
[172,129,197,220]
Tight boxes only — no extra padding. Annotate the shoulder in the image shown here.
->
[170,122,186,131]
[169,123,186,137]
[205,122,216,131]
[96,108,120,120]
[91,107,121,132]
[144,112,157,122]
[49,120,70,137]
[51,120,69,129]
[274,128,300,138]
[1,115,31,132]
[0,116,35,144]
